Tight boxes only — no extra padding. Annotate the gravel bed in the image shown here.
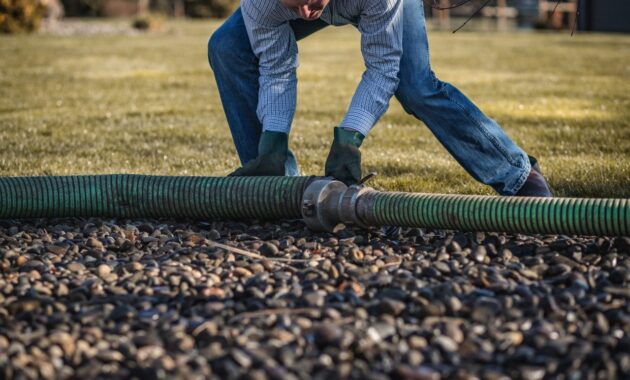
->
[0,218,629,379]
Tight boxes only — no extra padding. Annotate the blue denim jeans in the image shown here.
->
[208,0,531,195]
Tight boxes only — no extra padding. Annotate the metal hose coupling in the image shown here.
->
[301,178,374,231]
[301,178,630,236]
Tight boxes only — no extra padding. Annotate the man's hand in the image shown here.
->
[228,153,286,176]
[229,131,288,176]
[324,127,365,186]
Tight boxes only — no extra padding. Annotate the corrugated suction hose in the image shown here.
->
[0,175,628,236]
[0,175,310,220]
[359,191,630,236]
[301,179,630,236]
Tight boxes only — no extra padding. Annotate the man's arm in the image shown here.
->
[338,0,403,136]
[241,0,298,133]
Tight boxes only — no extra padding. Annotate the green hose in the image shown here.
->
[358,191,630,236]
[0,175,628,236]
[0,175,311,220]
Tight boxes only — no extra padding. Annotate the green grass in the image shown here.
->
[1,20,629,197]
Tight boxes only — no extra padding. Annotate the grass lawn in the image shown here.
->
[0,20,629,197]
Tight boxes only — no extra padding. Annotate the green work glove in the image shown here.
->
[324,127,365,186]
[229,131,288,176]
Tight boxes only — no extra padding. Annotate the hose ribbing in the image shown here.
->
[0,175,311,220]
[358,192,630,236]
[1,176,629,236]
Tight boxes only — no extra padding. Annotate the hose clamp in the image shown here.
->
[301,179,373,231]
[337,185,371,228]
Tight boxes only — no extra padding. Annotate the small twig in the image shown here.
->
[382,261,402,268]
[229,307,322,323]
[570,0,580,36]
[452,0,493,33]
[208,240,322,264]
[431,0,475,10]
[435,0,580,36]
[550,0,579,36]
[551,0,562,15]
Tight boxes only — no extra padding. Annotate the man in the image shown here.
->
[208,0,552,197]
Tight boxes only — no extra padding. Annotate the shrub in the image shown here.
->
[59,0,101,17]
[0,0,47,33]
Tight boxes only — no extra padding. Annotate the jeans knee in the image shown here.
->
[208,25,252,71]
[208,29,225,69]
[396,72,446,113]
[208,27,237,69]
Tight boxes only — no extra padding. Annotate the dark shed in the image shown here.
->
[578,0,630,33]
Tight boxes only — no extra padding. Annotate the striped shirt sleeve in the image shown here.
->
[339,0,403,136]
[241,0,298,133]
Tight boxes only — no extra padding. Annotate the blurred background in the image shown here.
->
[0,0,629,197]
[2,0,630,35]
